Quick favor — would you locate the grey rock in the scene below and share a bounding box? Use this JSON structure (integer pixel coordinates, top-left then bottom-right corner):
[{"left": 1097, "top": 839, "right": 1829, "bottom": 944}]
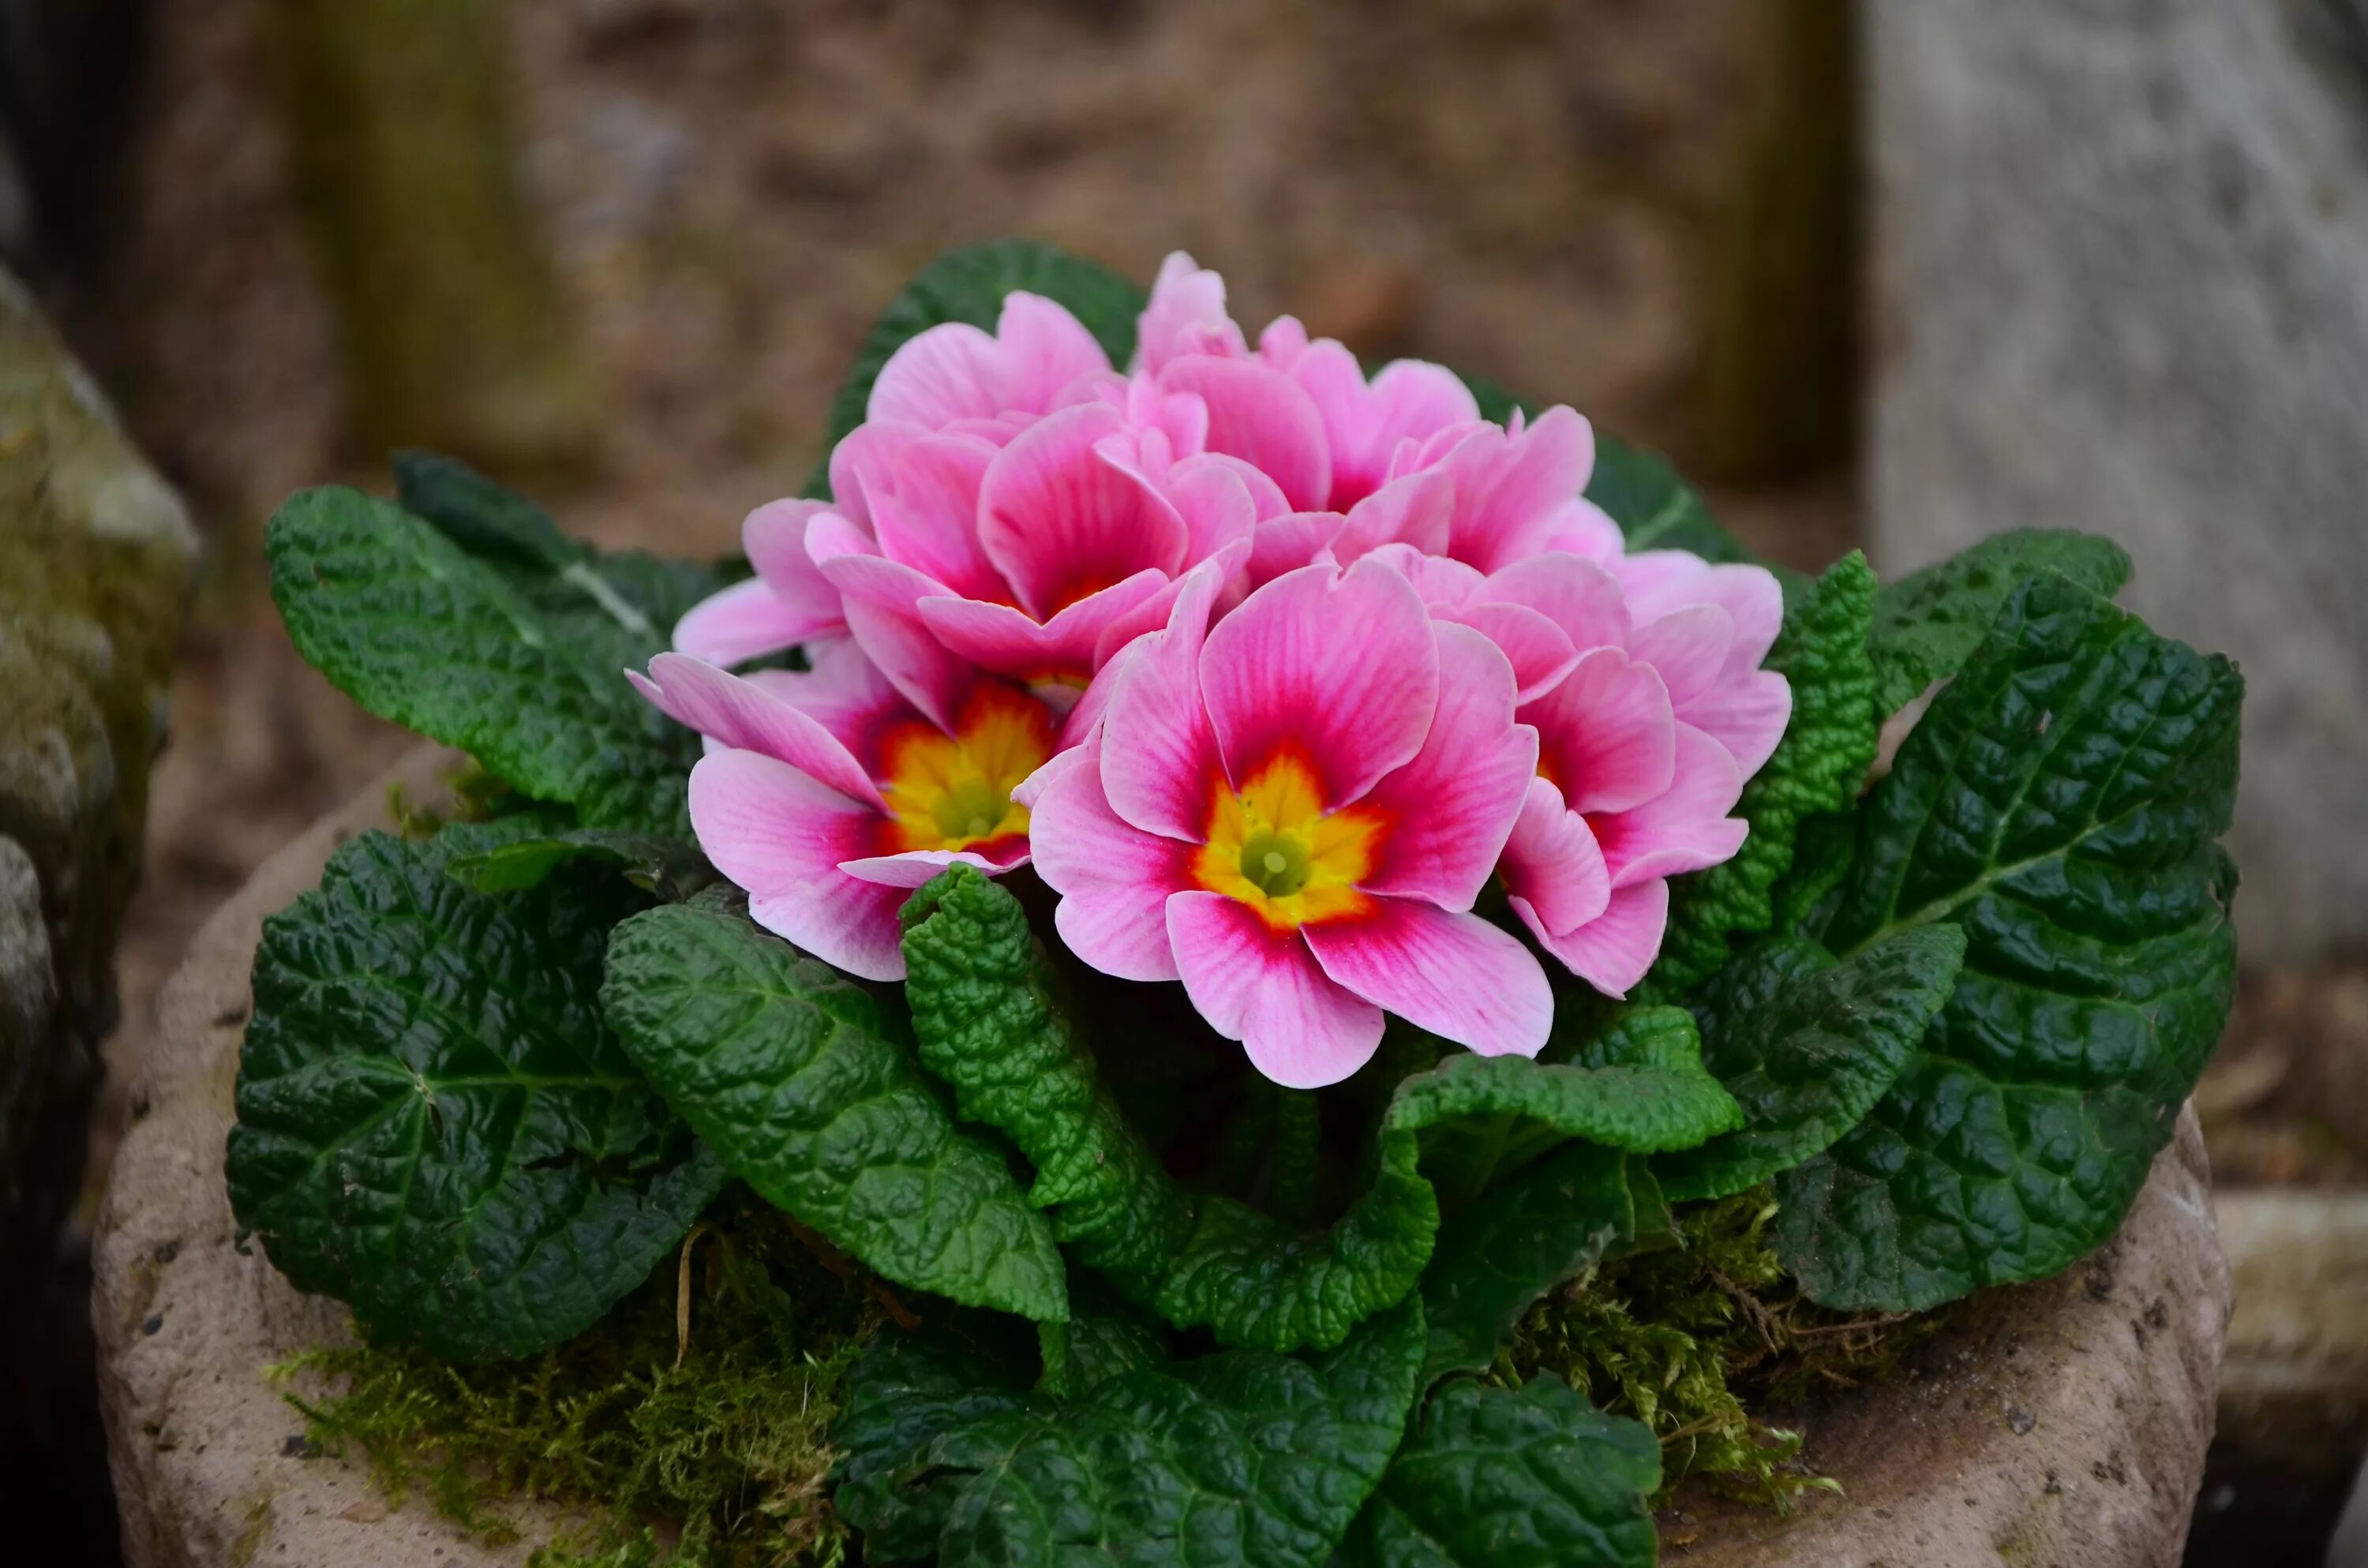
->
[
  {"left": 92, "top": 748, "right": 2230, "bottom": 1567},
  {"left": 1864, "top": 0, "right": 2368, "bottom": 961}
]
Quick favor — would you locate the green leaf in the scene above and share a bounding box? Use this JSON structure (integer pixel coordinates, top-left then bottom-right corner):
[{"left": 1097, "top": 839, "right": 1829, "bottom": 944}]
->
[
  {"left": 225, "top": 825, "right": 724, "bottom": 1362},
  {"left": 601, "top": 898, "right": 1069, "bottom": 1323},
  {"left": 1653, "top": 927, "right": 1966, "bottom": 1202},
  {"left": 1416, "top": 1141, "right": 1633, "bottom": 1388},
  {"left": 1868, "top": 529, "right": 2134, "bottom": 713},
  {"left": 833, "top": 1312, "right": 1040, "bottom": 1561},
  {"left": 1552, "top": 1004, "right": 1704, "bottom": 1072},
  {"left": 843, "top": 1298, "right": 1428, "bottom": 1568},
  {"left": 445, "top": 828, "right": 714, "bottom": 900},
  {"left": 809, "top": 240, "right": 1147, "bottom": 497},
  {"left": 268, "top": 485, "right": 715, "bottom": 832},
  {"left": 1338, "top": 1377, "right": 1659, "bottom": 1568},
  {"left": 393, "top": 450, "right": 580, "bottom": 573},
  {"left": 1643, "top": 552, "right": 1881, "bottom": 1001},
  {"left": 1777, "top": 575, "right": 2242, "bottom": 1310},
  {"left": 1586, "top": 432, "right": 1812, "bottom": 606}
]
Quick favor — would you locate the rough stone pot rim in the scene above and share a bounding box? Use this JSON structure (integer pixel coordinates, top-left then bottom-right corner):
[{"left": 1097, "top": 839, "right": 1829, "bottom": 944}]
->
[{"left": 92, "top": 746, "right": 2233, "bottom": 1568}]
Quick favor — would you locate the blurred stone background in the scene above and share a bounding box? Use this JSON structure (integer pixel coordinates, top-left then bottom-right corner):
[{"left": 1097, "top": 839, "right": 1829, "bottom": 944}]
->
[{"left": 2, "top": 1, "right": 2363, "bottom": 1564}]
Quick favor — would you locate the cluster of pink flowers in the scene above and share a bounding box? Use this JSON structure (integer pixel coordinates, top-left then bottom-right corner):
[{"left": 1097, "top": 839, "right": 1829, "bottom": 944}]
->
[{"left": 640, "top": 255, "right": 1790, "bottom": 1088}]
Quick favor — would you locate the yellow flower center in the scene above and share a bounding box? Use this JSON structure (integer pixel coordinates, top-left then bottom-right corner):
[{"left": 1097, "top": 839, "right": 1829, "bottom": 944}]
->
[
  {"left": 879, "top": 685, "right": 1052, "bottom": 854},
  {"left": 1193, "top": 750, "right": 1383, "bottom": 932}
]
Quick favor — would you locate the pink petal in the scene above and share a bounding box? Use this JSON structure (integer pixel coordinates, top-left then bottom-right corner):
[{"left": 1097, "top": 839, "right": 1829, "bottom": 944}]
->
[
  {"left": 1680, "top": 667, "right": 1793, "bottom": 781},
  {"left": 1101, "top": 561, "right": 1229, "bottom": 840},
  {"left": 1524, "top": 879, "right": 1670, "bottom": 999},
  {"left": 1624, "top": 558, "right": 1785, "bottom": 675},
  {"left": 916, "top": 570, "right": 1167, "bottom": 687},
  {"left": 865, "top": 433, "right": 1008, "bottom": 602},
  {"left": 1199, "top": 559, "right": 1439, "bottom": 810},
  {"left": 1197, "top": 452, "right": 1292, "bottom": 521},
  {"left": 738, "top": 636, "right": 915, "bottom": 778},
  {"left": 1165, "top": 892, "right": 1384, "bottom": 1088},
  {"left": 1522, "top": 646, "right": 1677, "bottom": 817},
  {"left": 1160, "top": 454, "right": 1261, "bottom": 566},
  {"left": 1136, "top": 252, "right": 1248, "bottom": 373},
  {"left": 1443, "top": 405, "right": 1597, "bottom": 573},
  {"left": 1482, "top": 552, "right": 1632, "bottom": 655},
  {"left": 1247, "top": 512, "right": 1344, "bottom": 589},
  {"left": 869, "top": 322, "right": 1010, "bottom": 429},
  {"left": 1354, "top": 622, "right": 1536, "bottom": 911},
  {"left": 837, "top": 847, "right": 1020, "bottom": 889},
  {"left": 1089, "top": 542, "right": 1248, "bottom": 669},
  {"left": 807, "top": 526, "right": 979, "bottom": 734},
  {"left": 1330, "top": 466, "right": 1456, "bottom": 561},
  {"left": 1593, "top": 724, "right": 1748, "bottom": 887},
  {"left": 688, "top": 750, "right": 906, "bottom": 981},
  {"left": 672, "top": 578, "right": 824, "bottom": 668},
  {"left": 1500, "top": 777, "right": 1611, "bottom": 937},
  {"left": 631, "top": 653, "right": 887, "bottom": 810},
  {"left": 1363, "top": 541, "right": 1486, "bottom": 610},
  {"left": 996, "top": 290, "right": 1115, "bottom": 410},
  {"left": 740, "top": 499, "right": 849, "bottom": 636},
  {"left": 1156, "top": 355, "right": 1333, "bottom": 513},
  {"left": 977, "top": 402, "right": 1190, "bottom": 620},
  {"left": 1303, "top": 898, "right": 1551, "bottom": 1060},
  {"left": 1437, "top": 602, "right": 1580, "bottom": 705},
  {"left": 1032, "top": 750, "right": 1197, "bottom": 982},
  {"left": 1628, "top": 604, "right": 1736, "bottom": 705}
]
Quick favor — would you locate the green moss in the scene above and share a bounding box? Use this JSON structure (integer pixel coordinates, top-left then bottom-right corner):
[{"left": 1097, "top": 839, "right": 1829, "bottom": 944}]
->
[
  {"left": 272, "top": 1192, "right": 886, "bottom": 1567},
  {"left": 1494, "top": 1187, "right": 1928, "bottom": 1509}
]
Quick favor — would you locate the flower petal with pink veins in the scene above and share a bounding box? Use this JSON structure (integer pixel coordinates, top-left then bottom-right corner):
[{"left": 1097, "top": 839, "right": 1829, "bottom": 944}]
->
[
  {"left": 1330, "top": 466, "right": 1456, "bottom": 561},
  {"left": 671, "top": 578, "right": 824, "bottom": 668},
  {"left": 1437, "top": 602, "right": 1579, "bottom": 705},
  {"left": 1500, "top": 777, "right": 1611, "bottom": 936},
  {"left": 1354, "top": 623, "right": 1536, "bottom": 909},
  {"left": 737, "top": 496, "right": 848, "bottom": 633},
  {"left": 868, "top": 323, "right": 1010, "bottom": 429},
  {"left": 838, "top": 845, "right": 1024, "bottom": 889},
  {"left": 995, "top": 291, "right": 1115, "bottom": 410},
  {"left": 739, "top": 637, "right": 916, "bottom": 779},
  {"left": 864, "top": 433, "right": 1008, "bottom": 602},
  {"left": 1441, "top": 405, "right": 1598, "bottom": 572},
  {"left": 1089, "top": 541, "right": 1249, "bottom": 668},
  {"left": 1482, "top": 552, "right": 1632, "bottom": 656},
  {"left": 1100, "top": 562, "right": 1229, "bottom": 840},
  {"left": 1159, "top": 454, "right": 1261, "bottom": 565},
  {"left": 1136, "top": 252, "right": 1249, "bottom": 373},
  {"left": 1523, "top": 879, "right": 1670, "bottom": 999},
  {"left": 1246, "top": 513, "right": 1343, "bottom": 590},
  {"left": 630, "top": 653, "right": 886, "bottom": 810},
  {"left": 1291, "top": 345, "right": 1482, "bottom": 511},
  {"left": 917, "top": 570, "right": 1167, "bottom": 687},
  {"left": 1623, "top": 557, "right": 1785, "bottom": 675},
  {"left": 1303, "top": 899, "right": 1552, "bottom": 1060},
  {"left": 806, "top": 519, "right": 981, "bottom": 732},
  {"left": 688, "top": 750, "right": 907, "bottom": 980},
  {"left": 1156, "top": 355, "right": 1333, "bottom": 513},
  {"left": 1032, "top": 751, "right": 1197, "bottom": 982},
  {"left": 1680, "top": 667, "right": 1793, "bottom": 781},
  {"left": 1363, "top": 542, "right": 1486, "bottom": 610},
  {"left": 826, "top": 420, "right": 926, "bottom": 529},
  {"left": 1628, "top": 604, "right": 1736, "bottom": 705},
  {"left": 1199, "top": 559, "right": 1439, "bottom": 810},
  {"left": 977, "top": 402, "right": 1190, "bottom": 619},
  {"left": 1523, "top": 646, "right": 1676, "bottom": 817},
  {"left": 1165, "top": 892, "right": 1384, "bottom": 1088},
  {"left": 1592, "top": 724, "right": 1748, "bottom": 887}
]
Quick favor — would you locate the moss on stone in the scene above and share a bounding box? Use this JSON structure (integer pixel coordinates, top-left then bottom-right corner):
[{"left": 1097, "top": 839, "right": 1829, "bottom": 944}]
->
[
  {"left": 1494, "top": 1187, "right": 1931, "bottom": 1508},
  {"left": 274, "top": 1192, "right": 885, "bottom": 1567}
]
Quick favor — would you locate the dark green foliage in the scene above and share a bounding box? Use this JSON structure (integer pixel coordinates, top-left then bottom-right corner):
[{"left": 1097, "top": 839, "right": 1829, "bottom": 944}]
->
[
  {"left": 1338, "top": 1377, "right": 1659, "bottom": 1568},
  {"left": 227, "top": 825, "right": 724, "bottom": 1361},
  {"left": 1867, "top": 529, "right": 2133, "bottom": 713},
  {"left": 807, "top": 240, "right": 1147, "bottom": 497},
  {"left": 837, "top": 1299, "right": 1427, "bottom": 1568},
  {"left": 1655, "top": 927, "right": 1965, "bottom": 1202},
  {"left": 601, "top": 897, "right": 1069, "bottom": 1322},
  {"left": 1779, "top": 576, "right": 2242, "bottom": 1309},
  {"left": 268, "top": 484, "right": 721, "bottom": 832},
  {"left": 443, "top": 827, "right": 714, "bottom": 900}
]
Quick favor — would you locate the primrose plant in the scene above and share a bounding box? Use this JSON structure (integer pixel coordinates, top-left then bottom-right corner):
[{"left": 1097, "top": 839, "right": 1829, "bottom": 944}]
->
[{"left": 227, "top": 241, "right": 2243, "bottom": 1568}]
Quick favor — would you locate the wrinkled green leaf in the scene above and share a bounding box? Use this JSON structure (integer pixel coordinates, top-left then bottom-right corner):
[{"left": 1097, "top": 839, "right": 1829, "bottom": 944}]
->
[
  {"left": 841, "top": 1298, "right": 1426, "bottom": 1568},
  {"left": 1778, "top": 576, "right": 2241, "bottom": 1310},
  {"left": 1339, "top": 1377, "right": 1659, "bottom": 1568},
  {"left": 601, "top": 898, "right": 1069, "bottom": 1323},
  {"left": 445, "top": 828, "right": 714, "bottom": 900},
  {"left": 834, "top": 1312, "right": 1041, "bottom": 1561},
  {"left": 269, "top": 486, "right": 718, "bottom": 832},
  {"left": 1644, "top": 552, "right": 1881, "bottom": 1001},
  {"left": 1416, "top": 1142, "right": 1633, "bottom": 1388},
  {"left": 809, "top": 240, "right": 1146, "bottom": 497},
  {"left": 1549, "top": 1005, "right": 1703, "bottom": 1072},
  {"left": 393, "top": 450, "right": 579, "bottom": 573},
  {"left": 1654, "top": 927, "right": 1966, "bottom": 1202},
  {"left": 226, "top": 825, "right": 724, "bottom": 1362},
  {"left": 1868, "top": 529, "right": 2133, "bottom": 713}
]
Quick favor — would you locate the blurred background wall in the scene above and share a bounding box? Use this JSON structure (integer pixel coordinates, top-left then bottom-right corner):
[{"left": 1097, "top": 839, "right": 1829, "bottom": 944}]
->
[{"left": 2, "top": 1, "right": 2363, "bottom": 1564}]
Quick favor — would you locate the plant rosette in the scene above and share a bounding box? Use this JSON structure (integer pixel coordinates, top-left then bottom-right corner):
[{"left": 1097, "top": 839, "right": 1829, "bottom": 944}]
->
[{"left": 215, "top": 241, "right": 2242, "bottom": 1568}]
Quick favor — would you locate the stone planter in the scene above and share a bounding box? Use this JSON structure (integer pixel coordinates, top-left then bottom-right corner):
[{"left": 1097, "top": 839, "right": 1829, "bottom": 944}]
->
[{"left": 92, "top": 747, "right": 2234, "bottom": 1568}]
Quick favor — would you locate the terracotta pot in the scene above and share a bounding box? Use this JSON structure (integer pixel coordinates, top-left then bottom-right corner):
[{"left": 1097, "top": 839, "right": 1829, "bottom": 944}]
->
[{"left": 91, "top": 747, "right": 2232, "bottom": 1568}]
